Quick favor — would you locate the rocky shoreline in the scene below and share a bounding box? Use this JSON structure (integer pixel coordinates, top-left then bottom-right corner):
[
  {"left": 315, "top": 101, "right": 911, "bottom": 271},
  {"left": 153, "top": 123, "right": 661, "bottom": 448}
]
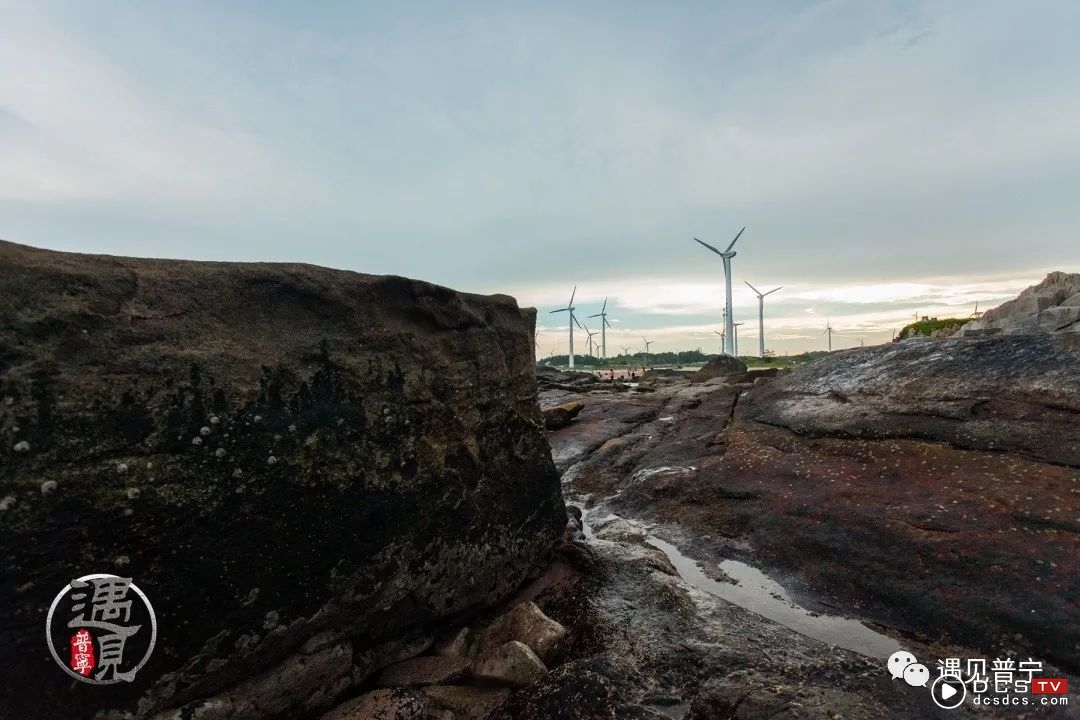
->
[
  {"left": 3, "top": 241, "right": 1077, "bottom": 719},
  {"left": 540, "top": 339, "right": 1078, "bottom": 717}
]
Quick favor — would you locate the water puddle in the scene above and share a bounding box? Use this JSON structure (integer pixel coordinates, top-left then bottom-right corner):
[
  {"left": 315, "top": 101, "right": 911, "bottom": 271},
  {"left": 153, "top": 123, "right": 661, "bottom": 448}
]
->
[
  {"left": 575, "top": 504, "right": 901, "bottom": 661},
  {"left": 645, "top": 535, "right": 902, "bottom": 660}
]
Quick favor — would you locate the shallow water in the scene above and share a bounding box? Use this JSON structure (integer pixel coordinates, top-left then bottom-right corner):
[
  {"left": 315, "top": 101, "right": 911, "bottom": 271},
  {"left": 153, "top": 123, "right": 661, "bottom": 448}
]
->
[
  {"left": 576, "top": 504, "right": 901, "bottom": 660},
  {"left": 644, "top": 535, "right": 902, "bottom": 660}
]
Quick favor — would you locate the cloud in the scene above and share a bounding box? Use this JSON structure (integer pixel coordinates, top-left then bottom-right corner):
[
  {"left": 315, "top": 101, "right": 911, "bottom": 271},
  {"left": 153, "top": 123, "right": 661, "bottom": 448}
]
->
[
  {"left": 2, "top": 2, "right": 1078, "bottom": 354},
  {"left": 0, "top": 6, "right": 328, "bottom": 215}
]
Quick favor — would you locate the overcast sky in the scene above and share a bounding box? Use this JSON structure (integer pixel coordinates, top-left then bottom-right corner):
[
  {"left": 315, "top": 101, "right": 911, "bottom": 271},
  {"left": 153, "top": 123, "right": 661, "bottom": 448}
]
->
[{"left": 2, "top": 1, "right": 1078, "bottom": 354}]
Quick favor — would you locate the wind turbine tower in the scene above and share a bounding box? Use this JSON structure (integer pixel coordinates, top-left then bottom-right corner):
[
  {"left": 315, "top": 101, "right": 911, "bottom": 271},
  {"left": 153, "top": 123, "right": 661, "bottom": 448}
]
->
[
  {"left": 694, "top": 226, "right": 745, "bottom": 356},
  {"left": 825, "top": 319, "right": 835, "bottom": 352},
  {"left": 584, "top": 326, "right": 599, "bottom": 357},
  {"left": 744, "top": 282, "right": 782, "bottom": 358},
  {"left": 588, "top": 297, "right": 612, "bottom": 360},
  {"left": 714, "top": 329, "right": 725, "bottom": 355},
  {"left": 549, "top": 286, "right": 583, "bottom": 369},
  {"left": 733, "top": 322, "right": 745, "bottom": 357}
]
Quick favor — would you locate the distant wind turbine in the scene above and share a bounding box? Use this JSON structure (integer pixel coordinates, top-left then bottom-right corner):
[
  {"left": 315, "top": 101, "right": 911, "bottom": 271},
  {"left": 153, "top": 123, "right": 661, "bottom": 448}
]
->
[
  {"left": 744, "top": 282, "right": 782, "bottom": 359},
  {"left": 621, "top": 345, "right": 632, "bottom": 356},
  {"left": 714, "top": 329, "right": 725, "bottom": 355},
  {"left": 587, "top": 297, "right": 612, "bottom": 360},
  {"left": 694, "top": 226, "right": 745, "bottom": 356},
  {"left": 642, "top": 336, "right": 653, "bottom": 367},
  {"left": 971, "top": 301, "right": 983, "bottom": 318},
  {"left": 824, "top": 319, "right": 835, "bottom": 352},
  {"left": 584, "top": 326, "right": 599, "bottom": 357},
  {"left": 549, "top": 286, "right": 583, "bottom": 369}
]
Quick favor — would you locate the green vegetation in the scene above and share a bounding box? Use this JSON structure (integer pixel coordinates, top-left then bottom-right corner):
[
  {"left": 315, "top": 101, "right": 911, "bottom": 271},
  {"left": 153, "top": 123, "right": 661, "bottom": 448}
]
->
[
  {"left": 896, "top": 317, "right": 971, "bottom": 339},
  {"left": 540, "top": 349, "right": 711, "bottom": 368},
  {"left": 538, "top": 348, "right": 825, "bottom": 370}
]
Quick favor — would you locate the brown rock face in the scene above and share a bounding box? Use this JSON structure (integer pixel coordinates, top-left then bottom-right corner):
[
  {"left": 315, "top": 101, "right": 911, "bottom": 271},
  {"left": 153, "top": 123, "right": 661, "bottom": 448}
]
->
[
  {"left": 0, "top": 240, "right": 565, "bottom": 718},
  {"left": 739, "top": 335, "right": 1080, "bottom": 466},
  {"left": 693, "top": 354, "right": 747, "bottom": 381},
  {"left": 543, "top": 401, "right": 585, "bottom": 430},
  {"left": 556, "top": 336, "right": 1079, "bottom": 676}
]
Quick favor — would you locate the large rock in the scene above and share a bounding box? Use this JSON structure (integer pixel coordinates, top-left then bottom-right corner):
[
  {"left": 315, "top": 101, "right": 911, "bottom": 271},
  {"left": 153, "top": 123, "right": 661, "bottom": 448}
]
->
[
  {"left": 477, "top": 600, "right": 568, "bottom": 663},
  {"left": 693, "top": 355, "right": 747, "bottom": 381},
  {"left": 0, "top": 241, "right": 565, "bottom": 719},
  {"left": 471, "top": 640, "right": 548, "bottom": 687},
  {"left": 543, "top": 401, "right": 585, "bottom": 430},
  {"left": 958, "top": 271, "right": 1080, "bottom": 336},
  {"left": 740, "top": 335, "right": 1080, "bottom": 466}
]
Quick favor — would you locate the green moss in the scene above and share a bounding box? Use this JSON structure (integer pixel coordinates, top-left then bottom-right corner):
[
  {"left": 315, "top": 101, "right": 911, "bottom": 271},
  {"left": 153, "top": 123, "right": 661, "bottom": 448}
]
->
[{"left": 897, "top": 317, "right": 972, "bottom": 339}]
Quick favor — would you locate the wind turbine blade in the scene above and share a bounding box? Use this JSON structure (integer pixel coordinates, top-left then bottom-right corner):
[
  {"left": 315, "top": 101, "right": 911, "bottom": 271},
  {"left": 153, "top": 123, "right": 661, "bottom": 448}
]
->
[
  {"left": 549, "top": 308, "right": 568, "bottom": 314},
  {"left": 725, "top": 226, "right": 746, "bottom": 253},
  {"left": 604, "top": 318, "right": 612, "bottom": 328},
  {"left": 573, "top": 314, "right": 583, "bottom": 329},
  {"left": 764, "top": 286, "right": 783, "bottom": 296},
  {"left": 601, "top": 297, "right": 607, "bottom": 313},
  {"left": 569, "top": 286, "right": 577, "bottom": 307},
  {"left": 744, "top": 281, "right": 761, "bottom": 296},
  {"left": 693, "top": 237, "right": 724, "bottom": 256},
  {"left": 587, "top": 313, "right": 601, "bottom": 318}
]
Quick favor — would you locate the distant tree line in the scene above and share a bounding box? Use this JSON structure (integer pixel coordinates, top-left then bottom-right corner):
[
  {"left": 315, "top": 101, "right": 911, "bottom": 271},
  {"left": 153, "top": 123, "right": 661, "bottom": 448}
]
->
[
  {"left": 537, "top": 348, "right": 828, "bottom": 369},
  {"left": 538, "top": 348, "right": 711, "bottom": 367}
]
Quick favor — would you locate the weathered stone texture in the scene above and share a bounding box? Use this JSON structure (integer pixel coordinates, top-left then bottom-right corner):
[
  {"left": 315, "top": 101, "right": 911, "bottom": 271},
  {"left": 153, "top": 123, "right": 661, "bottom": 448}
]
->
[{"left": 0, "top": 240, "right": 564, "bottom": 718}]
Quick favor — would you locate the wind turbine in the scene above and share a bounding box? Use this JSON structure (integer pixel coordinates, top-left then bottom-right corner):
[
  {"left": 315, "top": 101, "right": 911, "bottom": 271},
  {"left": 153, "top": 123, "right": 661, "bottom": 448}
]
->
[
  {"left": 824, "top": 319, "right": 834, "bottom": 352},
  {"left": 549, "top": 286, "right": 583, "bottom": 369},
  {"left": 694, "top": 226, "right": 745, "bottom": 356},
  {"left": 584, "top": 326, "right": 599, "bottom": 357},
  {"left": 971, "top": 301, "right": 983, "bottom": 319},
  {"left": 714, "top": 329, "right": 725, "bottom": 355},
  {"left": 642, "top": 336, "right": 653, "bottom": 367},
  {"left": 733, "top": 322, "right": 745, "bottom": 357},
  {"left": 744, "top": 282, "right": 782, "bottom": 359},
  {"left": 588, "top": 297, "right": 612, "bottom": 360}
]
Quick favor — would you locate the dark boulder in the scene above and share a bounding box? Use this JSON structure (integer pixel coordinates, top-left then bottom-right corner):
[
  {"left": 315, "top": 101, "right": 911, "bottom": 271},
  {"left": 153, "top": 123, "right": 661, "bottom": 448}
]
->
[
  {"left": 543, "top": 401, "right": 585, "bottom": 430},
  {"left": 693, "top": 355, "right": 747, "bottom": 381},
  {"left": 0, "top": 240, "right": 565, "bottom": 719}
]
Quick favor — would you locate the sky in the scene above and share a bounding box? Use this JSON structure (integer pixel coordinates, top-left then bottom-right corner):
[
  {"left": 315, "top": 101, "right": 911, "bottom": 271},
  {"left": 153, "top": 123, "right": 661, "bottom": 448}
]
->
[{"left": 2, "top": 1, "right": 1078, "bottom": 354}]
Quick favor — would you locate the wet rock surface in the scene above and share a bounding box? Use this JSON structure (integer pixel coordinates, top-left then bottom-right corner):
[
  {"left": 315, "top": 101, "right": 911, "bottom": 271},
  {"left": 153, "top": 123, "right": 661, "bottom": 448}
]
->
[
  {"left": 547, "top": 338, "right": 1078, "bottom": 715},
  {"left": 498, "top": 523, "right": 939, "bottom": 720},
  {"left": 0, "top": 241, "right": 565, "bottom": 719}
]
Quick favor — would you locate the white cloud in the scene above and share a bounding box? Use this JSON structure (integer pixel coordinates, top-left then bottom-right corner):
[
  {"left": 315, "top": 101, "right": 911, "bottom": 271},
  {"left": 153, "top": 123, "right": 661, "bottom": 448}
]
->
[{"left": 0, "top": 7, "right": 325, "bottom": 213}]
